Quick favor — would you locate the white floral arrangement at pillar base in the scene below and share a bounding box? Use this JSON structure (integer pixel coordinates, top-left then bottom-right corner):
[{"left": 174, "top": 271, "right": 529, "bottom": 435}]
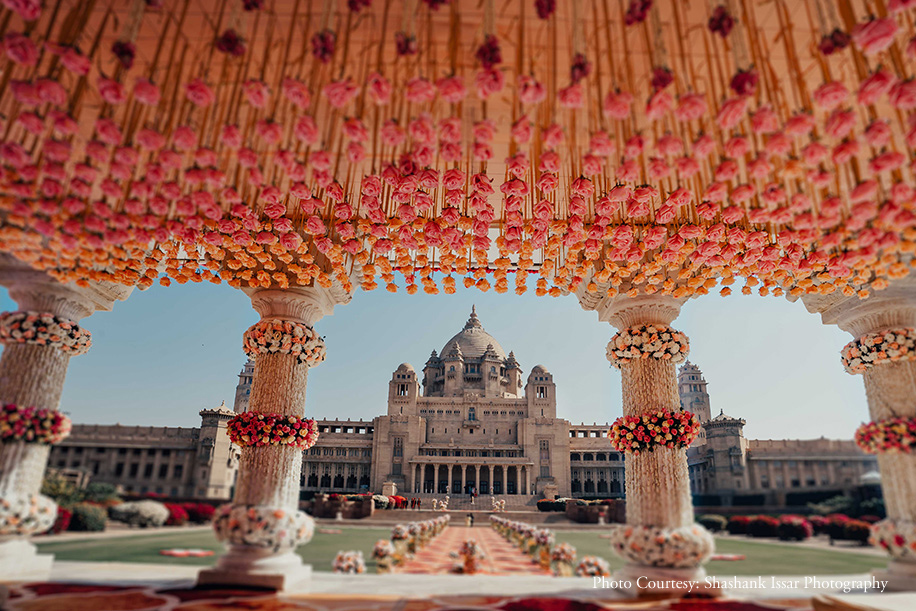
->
[
  {"left": 871, "top": 519, "right": 916, "bottom": 561},
  {"left": 0, "top": 311, "right": 91, "bottom": 355},
  {"left": 212, "top": 504, "right": 314, "bottom": 554},
  {"left": 609, "top": 523, "right": 715, "bottom": 569},
  {"left": 0, "top": 493, "right": 57, "bottom": 537},
  {"left": 606, "top": 324, "right": 689, "bottom": 368}
]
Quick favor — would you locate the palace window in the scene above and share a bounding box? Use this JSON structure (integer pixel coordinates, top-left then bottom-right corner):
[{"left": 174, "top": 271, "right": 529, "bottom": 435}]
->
[
  {"left": 539, "top": 440, "right": 550, "bottom": 460},
  {"left": 392, "top": 464, "right": 402, "bottom": 475},
  {"left": 536, "top": 386, "right": 547, "bottom": 398},
  {"left": 129, "top": 464, "right": 139, "bottom": 477},
  {"left": 173, "top": 464, "right": 183, "bottom": 478},
  {"left": 540, "top": 466, "right": 550, "bottom": 477},
  {"left": 468, "top": 407, "right": 476, "bottom": 421},
  {"left": 158, "top": 465, "right": 168, "bottom": 479},
  {"left": 397, "top": 384, "right": 408, "bottom": 396},
  {"left": 393, "top": 437, "right": 403, "bottom": 457}
]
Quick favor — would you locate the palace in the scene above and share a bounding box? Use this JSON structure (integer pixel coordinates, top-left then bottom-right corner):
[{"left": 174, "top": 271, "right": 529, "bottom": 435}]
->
[{"left": 48, "top": 310, "right": 877, "bottom": 508}]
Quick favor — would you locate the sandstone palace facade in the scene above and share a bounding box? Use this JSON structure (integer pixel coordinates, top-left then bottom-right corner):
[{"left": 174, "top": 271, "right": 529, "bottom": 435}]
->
[{"left": 48, "top": 310, "right": 877, "bottom": 508}]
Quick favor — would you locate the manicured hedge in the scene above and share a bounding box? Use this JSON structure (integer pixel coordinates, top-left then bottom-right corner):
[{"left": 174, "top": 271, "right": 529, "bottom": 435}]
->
[
  {"left": 748, "top": 515, "right": 780, "bottom": 538},
  {"left": 697, "top": 514, "right": 728, "bottom": 532},
  {"left": 777, "top": 515, "right": 813, "bottom": 541},
  {"left": 844, "top": 520, "right": 872, "bottom": 543},
  {"left": 70, "top": 503, "right": 106, "bottom": 532},
  {"left": 164, "top": 503, "right": 189, "bottom": 526},
  {"left": 726, "top": 515, "right": 751, "bottom": 535}
]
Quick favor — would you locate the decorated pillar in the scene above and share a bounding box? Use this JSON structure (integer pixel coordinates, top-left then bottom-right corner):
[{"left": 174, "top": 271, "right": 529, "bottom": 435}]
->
[
  {"left": 803, "top": 280, "right": 916, "bottom": 591},
  {"left": 0, "top": 260, "right": 130, "bottom": 580},
  {"left": 596, "top": 294, "right": 714, "bottom": 592},
  {"left": 198, "top": 285, "right": 349, "bottom": 591}
]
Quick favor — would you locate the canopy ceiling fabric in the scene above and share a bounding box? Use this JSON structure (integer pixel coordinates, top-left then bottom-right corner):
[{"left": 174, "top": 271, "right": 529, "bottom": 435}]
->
[{"left": 0, "top": 0, "right": 914, "bottom": 300}]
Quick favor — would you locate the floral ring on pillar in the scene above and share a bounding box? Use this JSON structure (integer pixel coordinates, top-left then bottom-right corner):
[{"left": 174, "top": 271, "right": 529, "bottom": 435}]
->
[
  {"left": 609, "top": 524, "right": 715, "bottom": 568},
  {"left": 854, "top": 417, "right": 916, "bottom": 454},
  {"left": 227, "top": 411, "right": 319, "bottom": 450},
  {"left": 841, "top": 328, "right": 916, "bottom": 374},
  {"left": 0, "top": 311, "right": 91, "bottom": 355},
  {"left": 608, "top": 409, "right": 700, "bottom": 454},
  {"left": 212, "top": 504, "right": 315, "bottom": 553},
  {"left": 1, "top": 403, "right": 72, "bottom": 444},
  {"left": 242, "top": 319, "right": 326, "bottom": 367},
  {"left": 0, "top": 494, "right": 57, "bottom": 537},
  {"left": 606, "top": 324, "right": 689, "bottom": 368},
  {"left": 871, "top": 519, "right": 916, "bottom": 561}
]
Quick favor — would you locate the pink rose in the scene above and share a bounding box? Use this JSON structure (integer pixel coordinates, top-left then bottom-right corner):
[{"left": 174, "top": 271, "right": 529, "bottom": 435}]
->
[
  {"left": 405, "top": 77, "right": 436, "bottom": 103},
  {"left": 380, "top": 119, "right": 405, "bottom": 147},
  {"left": 543, "top": 123, "right": 564, "bottom": 148},
  {"left": 16, "top": 112, "right": 43, "bottom": 135},
  {"left": 438, "top": 117, "right": 462, "bottom": 143},
  {"left": 60, "top": 47, "right": 90, "bottom": 75},
  {"left": 646, "top": 90, "right": 673, "bottom": 121},
  {"left": 851, "top": 17, "right": 898, "bottom": 55},
  {"left": 784, "top": 113, "right": 815, "bottom": 137},
  {"left": 221, "top": 124, "right": 243, "bottom": 148},
  {"left": 675, "top": 156, "right": 700, "bottom": 178},
  {"left": 133, "top": 78, "right": 161, "bottom": 106},
  {"left": 674, "top": 92, "right": 706, "bottom": 122},
  {"left": 603, "top": 90, "right": 633, "bottom": 120},
  {"left": 889, "top": 79, "right": 916, "bottom": 109},
  {"left": 858, "top": 68, "right": 896, "bottom": 106},
  {"left": 2, "top": 0, "right": 41, "bottom": 21},
  {"left": 511, "top": 116, "right": 532, "bottom": 144},
  {"left": 322, "top": 79, "right": 358, "bottom": 108},
  {"left": 557, "top": 83, "right": 584, "bottom": 108},
  {"left": 518, "top": 75, "right": 546, "bottom": 105},
  {"left": 864, "top": 121, "right": 891, "bottom": 148},
  {"left": 813, "top": 81, "right": 849, "bottom": 111},
  {"left": 436, "top": 75, "right": 467, "bottom": 103},
  {"left": 367, "top": 72, "right": 391, "bottom": 105},
  {"left": 186, "top": 78, "right": 215, "bottom": 107},
  {"left": 97, "top": 78, "right": 127, "bottom": 105},
  {"left": 293, "top": 116, "right": 319, "bottom": 145},
  {"left": 95, "top": 118, "right": 122, "bottom": 145},
  {"left": 824, "top": 109, "right": 857, "bottom": 140},
  {"left": 282, "top": 78, "right": 310, "bottom": 109},
  {"left": 243, "top": 79, "right": 270, "bottom": 108},
  {"left": 10, "top": 80, "right": 39, "bottom": 106},
  {"left": 475, "top": 67, "right": 504, "bottom": 99},
  {"left": 4, "top": 33, "right": 38, "bottom": 65},
  {"left": 715, "top": 96, "right": 748, "bottom": 130}
]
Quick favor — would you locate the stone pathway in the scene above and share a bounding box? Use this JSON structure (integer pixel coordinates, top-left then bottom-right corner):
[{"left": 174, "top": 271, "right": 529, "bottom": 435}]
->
[{"left": 398, "top": 526, "right": 550, "bottom": 575}]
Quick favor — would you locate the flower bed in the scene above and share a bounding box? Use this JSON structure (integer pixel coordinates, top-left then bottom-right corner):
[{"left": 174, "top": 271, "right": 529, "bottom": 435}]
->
[
  {"left": 748, "top": 515, "right": 780, "bottom": 538},
  {"left": 777, "top": 515, "right": 813, "bottom": 541},
  {"left": 606, "top": 324, "right": 689, "bottom": 368},
  {"left": 242, "top": 319, "right": 326, "bottom": 366},
  {"left": 608, "top": 409, "right": 699, "bottom": 454},
  {"left": 0, "top": 311, "right": 91, "bottom": 355},
  {"left": 227, "top": 411, "right": 319, "bottom": 450},
  {"left": 0, "top": 403, "right": 71, "bottom": 444},
  {"left": 842, "top": 328, "right": 916, "bottom": 374},
  {"left": 855, "top": 417, "right": 916, "bottom": 454}
]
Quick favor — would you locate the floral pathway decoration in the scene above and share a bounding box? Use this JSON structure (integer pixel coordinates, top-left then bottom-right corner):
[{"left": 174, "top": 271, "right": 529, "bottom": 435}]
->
[{"left": 0, "top": 1, "right": 914, "bottom": 303}]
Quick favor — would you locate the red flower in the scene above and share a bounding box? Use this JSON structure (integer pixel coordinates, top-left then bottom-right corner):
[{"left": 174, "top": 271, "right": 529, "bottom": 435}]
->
[
  {"left": 111, "top": 41, "right": 136, "bottom": 69},
  {"left": 651, "top": 67, "right": 673, "bottom": 90},
  {"left": 475, "top": 35, "right": 501, "bottom": 70},
  {"left": 570, "top": 53, "right": 591, "bottom": 84},
  {"left": 535, "top": 0, "right": 555, "bottom": 19},
  {"left": 312, "top": 29, "right": 336, "bottom": 63},
  {"left": 730, "top": 68, "right": 758, "bottom": 96},
  {"left": 707, "top": 6, "right": 735, "bottom": 38},
  {"left": 395, "top": 31, "right": 418, "bottom": 56},
  {"left": 216, "top": 29, "right": 246, "bottom": 56},
  {"left": 624, "top": 0, "right": 652, "bottom": 26}
]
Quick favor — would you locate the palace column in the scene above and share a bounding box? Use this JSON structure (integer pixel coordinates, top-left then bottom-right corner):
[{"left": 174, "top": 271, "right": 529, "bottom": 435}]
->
[
  {"left": 474, "top": 464, "right": 480, "bottom": 492},
  {"left": 585, "top": 292, "right": 714, "bottom": 593},
  {"left": 802, "top": 279, "right": 916, "bottom": 591},
  {"left": 524, "top": 466, "right": 530, "bottom": 495},
  {"left": 433, "top": 464, "right": 440, "bottom": 495},
  {"left": 487, "top": 464, "right": 493, "bottom": 494},
  {"left": 198, "top": 285, "right": 349, "bottom": 591},
  {"left": 502, "top": 466, "right": 507, "bottom": 495},
  {"left": 0, "top": 258, "right": 131, "bottom": 580},
  {"left": 461, "top": 464, "right": 467, "bottom": 493}
]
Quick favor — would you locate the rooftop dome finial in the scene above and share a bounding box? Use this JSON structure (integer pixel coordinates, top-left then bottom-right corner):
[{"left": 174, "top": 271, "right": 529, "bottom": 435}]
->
[{"left": 465, "top": 305, "right": 482, "bottom": 330}]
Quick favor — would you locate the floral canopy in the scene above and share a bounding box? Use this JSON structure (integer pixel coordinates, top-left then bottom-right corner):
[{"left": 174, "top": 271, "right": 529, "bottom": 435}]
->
[{"left": 0, "top": 0, "right": 914, "bottom": 301}]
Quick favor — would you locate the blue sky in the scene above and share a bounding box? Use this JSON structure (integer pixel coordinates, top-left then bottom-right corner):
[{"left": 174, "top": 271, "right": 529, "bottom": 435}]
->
[{"left": 0, "top": 283, "right": 867, "bottom": 440}]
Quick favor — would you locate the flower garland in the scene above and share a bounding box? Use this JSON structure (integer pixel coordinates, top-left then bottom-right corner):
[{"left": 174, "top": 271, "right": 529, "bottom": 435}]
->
[
  {"left": 0, "top": 403, "right": 71, "bottom": 444},
  {"left": 841, "top": 328, "right": 916, "bottom": 374},
  {"left": 609, "top": 524, "right": 715, "bottom": 568},
  {"left": 212, "top": 504, "right": 314, "bottom": 552},
  {"left": 226, "top": 412, "right": 319, "bottom": 450},
  {"left": 871, "top": 519, "right": 916, "bottom": 561},
  {"left": 608, "top": 409, "right": 700, "bottom": 454},
  {"left": 242, "top": 319, "right": 326, "bottom": 367},
  {"left": 854, "top": 417, "right": 916, "bottom": 454},
  {"left": 332, "top": 550, "right": 366, "bottom": 574},
  {"left": 606, "top": 324, "right": 689, "bottom": 368},
  {"left": 574, "top": 555, "right": 611, "bottom": 577},
  {"left": 0, "top": 311, "right": 91, "bottom": 356}
]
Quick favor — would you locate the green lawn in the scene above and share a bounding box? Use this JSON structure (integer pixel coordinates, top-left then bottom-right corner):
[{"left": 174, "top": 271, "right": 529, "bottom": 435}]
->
[
  {"left": 551, "top": 532, "right": 888, "bottom": 576},
  {"left": 36, "top": 527, "right": 888, "bottom": 575},
  {"left": 36, "top": 527, "right": 392, "bottom": 572}
]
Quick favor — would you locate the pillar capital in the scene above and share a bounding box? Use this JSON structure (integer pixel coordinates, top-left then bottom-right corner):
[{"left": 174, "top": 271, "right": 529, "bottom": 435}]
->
[
  {"left": 579, "top": 290, "right": 685, "bottom": 329},
  {"left": 244, "top": 285, "right": 351, "bottom": 326},
  {"left": 0, "top": 255, "right": 132, "bottom": 321},
  {"left": 801, "top": 277, "right": 916, "bottom": 338}
]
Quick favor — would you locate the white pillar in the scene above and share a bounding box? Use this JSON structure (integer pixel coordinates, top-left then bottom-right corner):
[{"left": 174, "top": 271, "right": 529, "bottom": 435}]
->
[
  {"left": 593, "top": 294, "right": 714, "bottom": 592},
  {"left": 502, "top": 466, "right": 507, "bottom": 495},
  {"left": 198, "top": 285, "right": 349, "bottom": 591},
  {"left": 461, "top": 464, "right": 467, "bottom": 493},
  {"left": 433, "top": 464, "right": 440, "bottom": 494},
  {"left": 0, "top": 260, "right": 130, "bottom": 581},
  {"left": 803, "top": 280, "right": 916, "bottom": 591},
  {"left": 487, "top": 464, "right": 493, "bottom": 494}
]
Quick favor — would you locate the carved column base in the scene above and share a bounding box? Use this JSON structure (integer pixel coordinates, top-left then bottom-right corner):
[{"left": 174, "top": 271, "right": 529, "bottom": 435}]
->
[
  {"left": 197, "top": 547, "right": 312, "bottom": 591},
  {"left": 0, "top": 539, "right": 54, "bottom": 583},
  {"left": 611, "top": 563, "right": 719, "bottom": 597}
]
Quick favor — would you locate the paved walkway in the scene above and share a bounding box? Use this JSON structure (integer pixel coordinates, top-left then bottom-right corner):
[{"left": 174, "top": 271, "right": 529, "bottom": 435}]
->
[{"left": 398, "top": 526, "right": 550, "bottom": 575}]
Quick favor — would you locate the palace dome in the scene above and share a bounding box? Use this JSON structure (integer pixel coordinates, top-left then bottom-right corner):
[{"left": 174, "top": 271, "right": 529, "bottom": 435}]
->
[{"left": 441, "top": 306, "right": 507, "bottom": 360}]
